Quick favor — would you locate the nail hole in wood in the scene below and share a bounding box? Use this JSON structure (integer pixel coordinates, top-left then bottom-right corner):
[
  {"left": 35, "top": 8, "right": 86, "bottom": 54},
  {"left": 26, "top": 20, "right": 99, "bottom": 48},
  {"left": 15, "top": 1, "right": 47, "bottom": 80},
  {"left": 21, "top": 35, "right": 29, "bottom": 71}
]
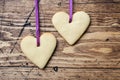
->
[
  {"left": 53, "top": 66, "right": 58, "bottom": 72},
  {"left": 58, "top": 2, "right": 61, "bottom": 6},
  {"left": 106, "top": 38, "right": 109, "bottom": 41},
  {"left": 26, "top": 63, "right": 28, "bottom": 65}
]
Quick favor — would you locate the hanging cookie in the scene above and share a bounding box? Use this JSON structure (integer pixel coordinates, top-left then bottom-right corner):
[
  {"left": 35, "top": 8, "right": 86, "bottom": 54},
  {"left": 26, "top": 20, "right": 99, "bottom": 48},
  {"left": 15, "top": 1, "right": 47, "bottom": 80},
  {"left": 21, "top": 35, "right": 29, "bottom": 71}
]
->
[
  {"left": 20, "top": 0, "right": 56, "bottom": 69},
  {"left": 52, "top": 0, "right": 90, "bottom": 45}
]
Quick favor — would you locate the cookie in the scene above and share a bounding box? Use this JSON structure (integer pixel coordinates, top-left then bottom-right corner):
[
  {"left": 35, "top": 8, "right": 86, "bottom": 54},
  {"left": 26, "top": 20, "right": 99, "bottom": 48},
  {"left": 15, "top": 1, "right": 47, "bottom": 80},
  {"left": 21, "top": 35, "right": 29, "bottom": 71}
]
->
[
  {"left": 20, "top": 33, "right": 56, "bottom": 69},
  {"left": 52, "top": 11, "right": 90, "bottom": 45}
]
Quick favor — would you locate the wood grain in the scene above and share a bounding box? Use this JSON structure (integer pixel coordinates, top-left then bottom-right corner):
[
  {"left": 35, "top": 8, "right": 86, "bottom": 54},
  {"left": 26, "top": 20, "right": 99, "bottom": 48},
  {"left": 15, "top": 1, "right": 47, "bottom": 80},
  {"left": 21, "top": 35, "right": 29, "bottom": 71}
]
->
[
  {"left": 0, "top": 67, "right": 120, "bottom": 80},
  {"left": 0, "top": 0, "right": 120, "bottom": 80}
]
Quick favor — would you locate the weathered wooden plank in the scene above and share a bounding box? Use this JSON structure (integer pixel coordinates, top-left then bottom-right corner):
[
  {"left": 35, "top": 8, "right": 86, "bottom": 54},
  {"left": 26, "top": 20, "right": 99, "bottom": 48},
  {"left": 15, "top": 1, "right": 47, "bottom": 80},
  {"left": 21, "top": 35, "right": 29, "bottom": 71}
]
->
[
  {"left": 0, "top": 51, "right": 120, "bottom": 68},
  {"left": 0, "top": 26, "right": 120, "bottom": 41},
  {"left": 3, "top": 1, "right": 120, "bottom": 13},
  {"left": 0, "top": 67, "right": 120, "bottom": 80},
  {"left": 1, "top": 13, "right": 120, "bottom": 27},
  {"left": 1, "top": 0, "right": 120, "bottom": 28}
]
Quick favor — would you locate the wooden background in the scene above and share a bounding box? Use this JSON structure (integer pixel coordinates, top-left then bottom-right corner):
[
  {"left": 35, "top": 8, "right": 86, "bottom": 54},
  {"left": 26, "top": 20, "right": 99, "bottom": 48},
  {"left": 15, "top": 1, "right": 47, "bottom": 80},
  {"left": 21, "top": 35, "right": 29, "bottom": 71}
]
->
[{"left": 0, "top": 0, "right": 120, "bottom": 80}]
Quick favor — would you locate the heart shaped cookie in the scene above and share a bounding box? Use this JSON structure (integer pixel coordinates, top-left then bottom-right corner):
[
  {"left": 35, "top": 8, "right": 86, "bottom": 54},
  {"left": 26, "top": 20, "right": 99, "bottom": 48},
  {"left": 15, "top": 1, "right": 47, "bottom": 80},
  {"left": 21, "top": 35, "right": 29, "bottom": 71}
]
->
[
  {"left": 20, "top": 33, "right": 56, "bottom": 69},
  {"left": 52, "top": 11, "right": 90, "bottom": 45}
]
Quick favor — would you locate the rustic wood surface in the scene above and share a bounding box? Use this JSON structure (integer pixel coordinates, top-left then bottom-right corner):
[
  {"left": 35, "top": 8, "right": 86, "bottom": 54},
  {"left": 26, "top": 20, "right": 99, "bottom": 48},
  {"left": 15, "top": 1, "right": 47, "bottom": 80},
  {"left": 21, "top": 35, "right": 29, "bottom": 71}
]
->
[{"left": 0, "top": 0, "right": 120, "bottom": 80}]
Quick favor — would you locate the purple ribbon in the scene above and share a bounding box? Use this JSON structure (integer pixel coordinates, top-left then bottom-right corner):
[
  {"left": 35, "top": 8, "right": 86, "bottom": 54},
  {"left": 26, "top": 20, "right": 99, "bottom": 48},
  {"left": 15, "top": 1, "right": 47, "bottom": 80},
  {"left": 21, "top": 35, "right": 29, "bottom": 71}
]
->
[
  {"left": 35, "top": 0, "right": 40, "bottom": 46},
  {"left": 69, "top": 0, "right": 73, "bottom": 23}
]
